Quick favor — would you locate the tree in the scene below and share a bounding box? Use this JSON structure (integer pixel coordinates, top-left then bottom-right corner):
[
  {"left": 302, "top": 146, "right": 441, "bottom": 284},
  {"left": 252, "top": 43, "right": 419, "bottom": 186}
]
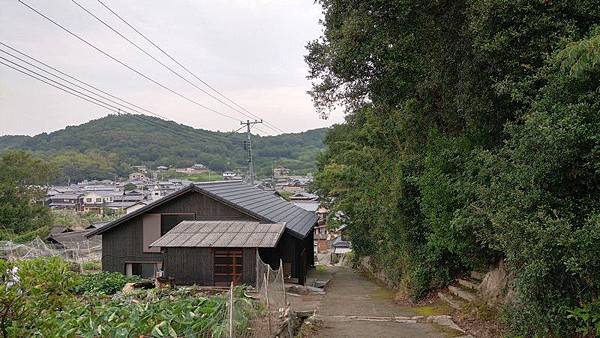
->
[
  {"left": 307, "top": 0, "right": 600, "bottom": 334},
  {"left": 0, "top": 150, "right": 56, "bottom": 238}
]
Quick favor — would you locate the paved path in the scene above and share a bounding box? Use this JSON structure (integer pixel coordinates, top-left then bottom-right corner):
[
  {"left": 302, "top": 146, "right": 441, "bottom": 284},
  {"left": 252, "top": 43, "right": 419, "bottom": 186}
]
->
[{"left": 314, "top": 267, "right": 454, "bottom": 338}]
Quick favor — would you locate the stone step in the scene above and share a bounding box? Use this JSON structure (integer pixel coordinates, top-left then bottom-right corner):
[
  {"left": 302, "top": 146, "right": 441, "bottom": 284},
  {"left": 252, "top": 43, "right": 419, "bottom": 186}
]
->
[
  {"left": 437, "top": 291, "right": 465, "bottom": 310},
  {"left": 457, "top": 278, "right": 479, "bottom": 291},
  {"left": 448, "top": 285, "right": 477, "bottom": 302},
  {"left": 470, "top": 271, "right": 485, "bottom": 281}
]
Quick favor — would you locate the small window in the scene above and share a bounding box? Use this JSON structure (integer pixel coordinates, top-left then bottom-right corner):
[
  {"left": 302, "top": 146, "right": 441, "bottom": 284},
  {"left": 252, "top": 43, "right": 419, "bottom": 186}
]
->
[
  {"left": 86, "top": 198, "right": 92, "bottom": 203},
  {"left": 125, "top": 262, "right": 162, "bottom": 278},
  {"left": 96, "top": 198, "right": 102, "bottom": 203}
]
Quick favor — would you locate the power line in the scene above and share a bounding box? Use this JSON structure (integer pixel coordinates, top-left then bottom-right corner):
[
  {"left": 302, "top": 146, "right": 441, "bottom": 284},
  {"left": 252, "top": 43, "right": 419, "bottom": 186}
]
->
[
  {"left": 95, "top": 0, "right": 286, "bottom": 134},
  {"left": 0, "top": 51, "right": 237, "bottom": 146},
  {"left": 71, "top": 0, "right": 278, "bottom": 135},
  {"left": 17, "top": 0, "right": 242, "bottom": 123},
  {"left": 0, "top": 43, "right": 237, "bottom": 145}
]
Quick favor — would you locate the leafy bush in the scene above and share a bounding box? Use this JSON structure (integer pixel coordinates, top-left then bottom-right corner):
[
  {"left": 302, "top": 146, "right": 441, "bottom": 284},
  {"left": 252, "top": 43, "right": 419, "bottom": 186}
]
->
[
  {"left": 568, "top": 301, "right": 600, "bottom": 336},
  {"left": 72, "top": 271, "right": 139, "bottom": 295},
  {"left": 0, "top": 257, "right": 76, "bottom": 337},
  {"left": 80, "top": 260, "right": 101, "bottom": 271},
  {"left": 1, "top": 257, "right": 258, "bottom": 337}
]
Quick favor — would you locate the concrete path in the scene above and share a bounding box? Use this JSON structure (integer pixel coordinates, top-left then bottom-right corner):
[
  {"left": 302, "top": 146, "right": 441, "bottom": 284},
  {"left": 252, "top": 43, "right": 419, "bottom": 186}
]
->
[{"left": 314, "top": 267, "right": 458, "bottom": 338}]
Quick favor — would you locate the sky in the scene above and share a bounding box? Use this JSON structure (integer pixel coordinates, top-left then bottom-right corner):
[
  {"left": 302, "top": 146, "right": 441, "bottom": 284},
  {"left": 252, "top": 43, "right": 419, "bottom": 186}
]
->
[{"left": 0, "top": 0, "right": 344, "bottom": 136}]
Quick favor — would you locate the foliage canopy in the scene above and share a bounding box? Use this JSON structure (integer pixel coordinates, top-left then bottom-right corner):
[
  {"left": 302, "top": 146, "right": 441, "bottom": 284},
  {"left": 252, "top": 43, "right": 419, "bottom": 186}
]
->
[{"left": 307, "top": 0, "right": 600, "bottom": 335}]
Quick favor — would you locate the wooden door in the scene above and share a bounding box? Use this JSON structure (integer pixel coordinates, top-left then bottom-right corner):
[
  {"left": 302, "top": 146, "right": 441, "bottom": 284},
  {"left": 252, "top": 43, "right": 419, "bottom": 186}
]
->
[{"left": 214, "top": 249, "right": 243, "bottom": 286}]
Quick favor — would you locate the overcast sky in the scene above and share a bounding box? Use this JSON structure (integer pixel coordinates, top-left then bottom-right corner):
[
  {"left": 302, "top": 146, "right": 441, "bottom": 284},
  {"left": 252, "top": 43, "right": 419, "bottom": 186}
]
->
[{"left": 0, "top": 0, "right": 343, "bottom": 136}]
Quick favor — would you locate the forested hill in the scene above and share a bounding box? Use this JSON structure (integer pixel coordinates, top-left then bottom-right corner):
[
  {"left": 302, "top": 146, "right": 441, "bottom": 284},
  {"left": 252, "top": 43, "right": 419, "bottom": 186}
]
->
[{"left": 0, "top": 114, "right": 327, "bottom": 183}]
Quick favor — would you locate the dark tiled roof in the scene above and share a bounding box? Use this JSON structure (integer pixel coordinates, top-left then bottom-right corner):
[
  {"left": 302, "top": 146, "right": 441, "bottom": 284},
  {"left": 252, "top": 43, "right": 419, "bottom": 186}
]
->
[
  {"left": 88, "top": 181, "right": 317, "bottom": 239},
  {"left": 332, "top": 236, "right": 351, "bottom": 248},
  {"left": 150, "top": 220, "right": 284, "bottom": 248},
  {"left": 48, "top": 229, "right": 101, "bottom": 249},
  {"left": 199, "top": 181, "right": 317, "bottom": 238}
]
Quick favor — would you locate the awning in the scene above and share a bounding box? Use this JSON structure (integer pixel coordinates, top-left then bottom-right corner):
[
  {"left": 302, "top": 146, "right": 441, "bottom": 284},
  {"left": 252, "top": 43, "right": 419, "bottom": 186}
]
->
[{"left": 150, "top": 220, "right": 285, "bottom": 248}]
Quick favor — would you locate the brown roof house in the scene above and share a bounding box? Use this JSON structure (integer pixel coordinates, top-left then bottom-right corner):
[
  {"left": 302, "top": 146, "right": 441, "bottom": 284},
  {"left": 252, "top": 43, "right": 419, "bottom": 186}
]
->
[{"left": 87, "top": 181, "right": 317, "bottom": 286}]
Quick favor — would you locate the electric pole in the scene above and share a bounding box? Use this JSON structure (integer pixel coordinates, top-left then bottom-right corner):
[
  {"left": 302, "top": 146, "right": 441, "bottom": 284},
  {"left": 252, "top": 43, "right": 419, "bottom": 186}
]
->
[{"left": 241, "top": 119, "right": 263, "bottom": 185}]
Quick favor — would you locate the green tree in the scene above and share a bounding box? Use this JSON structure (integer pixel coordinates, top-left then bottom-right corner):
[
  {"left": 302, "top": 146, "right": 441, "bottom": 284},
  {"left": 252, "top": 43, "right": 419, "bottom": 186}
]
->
[
  {"left": 0, "top": 150, "right": 56, "bottom": 238},
  {"left": 307, "top": 0, "right": 600, "bottom": 334}
]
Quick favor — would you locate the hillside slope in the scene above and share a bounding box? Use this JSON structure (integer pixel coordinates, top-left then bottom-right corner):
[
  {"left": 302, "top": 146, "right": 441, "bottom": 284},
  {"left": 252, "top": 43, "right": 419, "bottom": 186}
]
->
[{"left": 0, "top": 114, "right": 327, "bottom": 182}]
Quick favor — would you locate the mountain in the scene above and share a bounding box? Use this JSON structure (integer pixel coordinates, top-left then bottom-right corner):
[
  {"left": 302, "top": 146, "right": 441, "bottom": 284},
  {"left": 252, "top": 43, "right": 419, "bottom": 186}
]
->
[{"left": 0, "top": 114, "right": 328, "bottom": 183}]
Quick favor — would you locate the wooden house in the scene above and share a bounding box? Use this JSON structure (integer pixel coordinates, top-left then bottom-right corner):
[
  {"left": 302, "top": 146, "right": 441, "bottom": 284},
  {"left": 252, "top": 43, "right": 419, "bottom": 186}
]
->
[{"left": 87, "top": 181, "right": 317, "bottom": 285}]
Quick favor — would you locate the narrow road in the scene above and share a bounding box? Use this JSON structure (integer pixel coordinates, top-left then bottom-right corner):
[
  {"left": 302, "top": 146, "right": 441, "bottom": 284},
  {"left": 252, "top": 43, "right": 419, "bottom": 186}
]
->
[{"left": 314, "top": 266, "right": 457, "bottom": 338}]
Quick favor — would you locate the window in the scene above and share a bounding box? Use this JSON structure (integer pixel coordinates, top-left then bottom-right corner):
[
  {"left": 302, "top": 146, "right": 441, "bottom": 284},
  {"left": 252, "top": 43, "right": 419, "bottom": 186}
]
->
[
  {"left": 125, "top": 262, "right": 162, "bottom": 278},
  {"left": 96, "top": 198, "right": 102, "bottom": 203},
  {"left": 86, "top": 198, "right": 92, "bottom": 203},
  {"left": 214, "top": 249, "right": 243, "bottom": 286},
  {"left": 161, "top": 214, "right": 195, "bottom": 236}
]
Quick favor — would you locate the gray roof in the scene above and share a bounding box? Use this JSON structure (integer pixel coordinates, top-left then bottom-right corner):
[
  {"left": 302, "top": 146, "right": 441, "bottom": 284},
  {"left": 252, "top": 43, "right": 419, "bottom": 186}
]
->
[
  {"left": 88, "top": 181, "right": 317, "bottom": 239},
  {"left": 47, "top": 229, "right": 101, "bottom": 249},
  {"left": 150, "top": 220, "right": 285, "bottom": 248},
  {"left": 198, "top": 181, "right": 317, "bottom": 238}
]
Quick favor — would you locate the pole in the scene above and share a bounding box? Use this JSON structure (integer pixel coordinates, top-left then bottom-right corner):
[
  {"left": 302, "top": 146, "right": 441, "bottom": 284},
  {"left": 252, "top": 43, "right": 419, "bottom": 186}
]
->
[
  {"left": 229, "top": 281, "right": 234, "bottom": 338},
  {"left": 240, "top": 119, "right": 262, "bottom": 185},
  {"left": 264, "top": 273, "right": 272, "bottom": 335}
]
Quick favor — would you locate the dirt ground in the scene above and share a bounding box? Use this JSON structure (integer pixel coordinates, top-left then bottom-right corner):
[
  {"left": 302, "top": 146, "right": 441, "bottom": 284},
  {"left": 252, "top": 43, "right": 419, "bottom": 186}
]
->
[{"left": 291, "top": 265, "right": 466, "bottom": 338}]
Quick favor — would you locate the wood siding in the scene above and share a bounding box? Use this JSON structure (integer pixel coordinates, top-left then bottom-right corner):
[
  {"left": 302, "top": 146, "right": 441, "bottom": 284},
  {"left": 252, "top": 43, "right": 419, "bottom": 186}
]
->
[
  {"left": 100, "top": 189, "right": 314, "bottom": 284},
  {"left": 102, "top": 191, "right": 255, "bottom": 274},
  {"left": 164, "top": 247, "right": 256, "bottom": 286},
  {"left": 164, "top": 248, "right": 213, "bottom": 285}
]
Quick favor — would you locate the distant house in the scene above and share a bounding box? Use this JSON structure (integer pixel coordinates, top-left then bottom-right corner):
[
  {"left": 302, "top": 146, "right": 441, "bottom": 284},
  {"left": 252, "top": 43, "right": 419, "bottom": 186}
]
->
[
  {"left": 332, "top": 225, "right": 352, "bottom": 254},
  {"left": 273, "top": 166, "right": 290, "bottom": 178},
  {"left": 126, "top": 200, "right": 150, "bottom": 214},
  {"left": 47, "top": 193, "right": 83, "bottom": 211},
  {"left": 87, "top": 181, "right": 317, "bottom": 285},
  {"left": 222, "top": 171, "right": 241, "bottom": 180},
  {"left": 47, "top": 229, "right": 102, "bottom": 258},
  {"left": 129, "top": 172, "right": 147, "bottom": 181},
  {"left": 156, "top": 165, "right": 169, "bottom": 171},
  {"left": 82, "top": 192, "right": 105, "bottom": 214}
]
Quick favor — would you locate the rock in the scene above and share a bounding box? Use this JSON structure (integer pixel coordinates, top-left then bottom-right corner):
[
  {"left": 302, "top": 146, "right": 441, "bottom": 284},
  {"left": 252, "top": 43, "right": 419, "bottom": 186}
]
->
[
  {"left": 478, "top": 259, "right": 515, "bottom": 305},
  {"left": 122, "top": 282, "right": 135, "bottom": 294},
  {"left": 427, "top": 315, "right": 466, "bottom": 334}
]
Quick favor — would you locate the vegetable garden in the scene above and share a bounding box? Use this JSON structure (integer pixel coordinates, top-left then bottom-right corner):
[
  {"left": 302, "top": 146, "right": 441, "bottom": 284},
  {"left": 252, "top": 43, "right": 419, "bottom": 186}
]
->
[{"left": 0, "top": 257, "right": 260, "bottom": 337}]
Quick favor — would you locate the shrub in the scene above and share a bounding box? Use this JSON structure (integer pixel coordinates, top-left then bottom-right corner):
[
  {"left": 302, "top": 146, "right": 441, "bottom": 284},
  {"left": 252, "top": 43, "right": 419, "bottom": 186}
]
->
[
  {"left": 72, "top": 271, "right": 139, "bottom": 295},
  {"left": 81, "top": 260, "right": 101, "bottom": 271},
  {"left": 0, "top": 257, "right": 76, "bottom": 337}
]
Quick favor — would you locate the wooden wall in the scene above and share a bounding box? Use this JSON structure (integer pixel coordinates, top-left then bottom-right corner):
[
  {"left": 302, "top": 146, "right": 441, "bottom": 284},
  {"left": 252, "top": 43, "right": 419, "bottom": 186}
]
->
[
  {"left": 100, "top": 189, "right": 315, "bottom": 285},
  {"left": 163, "top": 247, "right": 257, "bottom": 286},
  {"left": 101, "top": 191, "right": 255, "bottom": 274},
  {"left": 164, "top": 248, "right": 213, "bottom": 285}
]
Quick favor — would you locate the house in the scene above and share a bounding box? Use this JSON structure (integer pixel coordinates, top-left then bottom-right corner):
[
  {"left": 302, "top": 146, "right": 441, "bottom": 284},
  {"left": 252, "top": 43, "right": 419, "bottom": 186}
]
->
[
  {"left": 87, "top": 181, "right": 317, "bottom": 285},
  {"left": 47, "top": 193, "right": 83, "bottom": 211},
  {"left": 129, "top": 172, "right": 147, "bottom": 181},
  {"left": 222, "top": 171, "right": 238, "bottom": 180},
  {"left": 47, "top": 229, "right": 102, "bottom": 259},
  {"left": 150, "top": 220, "right": 284, "bottom": 286},
  {"left": 273, "top": 166, "right": 290, "bottom": 178},
  {"left": 156, "top": 165, "right": 169, "bottom": 171},
  {"left": 126, "top": 200, "right": 150, "bottom": 214},
  {"left": 81, "top": 192, "right": 105, "bottom": 214}
]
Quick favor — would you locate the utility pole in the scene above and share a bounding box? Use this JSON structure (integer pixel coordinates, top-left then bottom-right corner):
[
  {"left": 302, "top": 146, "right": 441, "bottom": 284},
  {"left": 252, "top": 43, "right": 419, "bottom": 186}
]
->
[{"left": 241, "top": 119, "right": 263, "bottom": 185}]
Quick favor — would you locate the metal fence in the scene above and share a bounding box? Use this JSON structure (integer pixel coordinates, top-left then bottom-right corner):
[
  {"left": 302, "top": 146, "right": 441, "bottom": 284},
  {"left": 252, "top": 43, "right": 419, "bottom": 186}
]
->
[{"left": 0, "top": 237, "right": 101, "bottom": 267}]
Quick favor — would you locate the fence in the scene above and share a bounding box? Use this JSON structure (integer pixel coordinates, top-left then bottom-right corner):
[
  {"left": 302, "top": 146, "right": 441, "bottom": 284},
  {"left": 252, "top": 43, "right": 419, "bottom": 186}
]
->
[
  {"left": 0, "top": 237, "right": 101, "bottom": 268},
  {"left": 226, "top": 256, "right": 294, "bottom": 337}
]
